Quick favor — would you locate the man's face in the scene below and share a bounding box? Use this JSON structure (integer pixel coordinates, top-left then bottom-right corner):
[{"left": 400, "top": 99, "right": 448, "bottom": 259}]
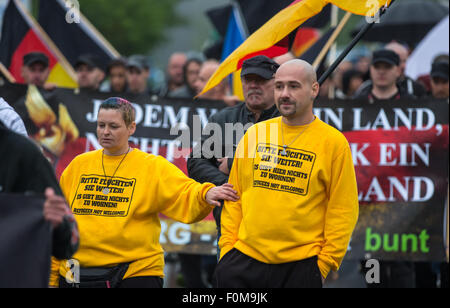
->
[
  {"left": 168, "top": 54, "right": 186, "bottom": 87},
  {"left": 21, "top": 63, "right": 49, "bottom": 87},
  {"left": 193, "top": 63, "right": 228, "bottom": 100},
  {"left": 356, "top": 56, "right": 370, "bottom": 74},
  {"left": 274, "top": 65, "right": 319, "bottom": 120},
  {"left": 370, "top": 62, "right": 400, "bottom": 89},
  {"left": 126, "top": 67, "right": 149, "bottom": 94},
  {"left": 431, "top": 77, "right": 449, "bottom": 99},
  {"left": 109, "top": 65, "right": 127, "bottom": 93},
  {"left": 76, "top": 64, "right": 105, "bottom": 90},
  {"left": 242, "top": 74, "right": 275, "bottom": 112},
  {"left": 194, "top": 66, "right": 211, "bottom": 95},
  {"left": 185, "top": 61, "right": 201, "bottom": 90}
]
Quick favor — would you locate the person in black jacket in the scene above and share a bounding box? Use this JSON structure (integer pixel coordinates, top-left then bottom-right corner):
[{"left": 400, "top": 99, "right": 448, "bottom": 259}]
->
[
  {"left": 0, "top": 121, "right": 79, "bottom": 260},
  {"left": 180, "top": 55, "right": 280, "bottom": 288},
  {"left": 354, "top": 49, "right": 417, "bottom": 288},
  {"left": 188, "top": 55, "right": 280, "bottom": 242},
  {"left": 353, "top": 49, "right": 415, "bottom": 103}
]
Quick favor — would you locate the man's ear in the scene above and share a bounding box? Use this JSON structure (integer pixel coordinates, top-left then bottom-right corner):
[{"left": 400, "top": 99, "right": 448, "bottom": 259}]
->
[{"left": 311, "top": 81, "right": 320, "bottom": 100}]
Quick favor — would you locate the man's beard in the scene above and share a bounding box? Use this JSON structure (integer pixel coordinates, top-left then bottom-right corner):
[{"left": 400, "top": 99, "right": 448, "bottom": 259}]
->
[{"left": 277, "top": 98, "right": 297, "bottom": 117}]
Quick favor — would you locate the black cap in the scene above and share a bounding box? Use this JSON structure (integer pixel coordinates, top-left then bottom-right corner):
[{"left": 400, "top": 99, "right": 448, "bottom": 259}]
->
[
  {"left": 372, "top": 49, "right": 400, "bottom": 66},
  {"left": 107, "top": 57, "right": 127, "bottom": 73},
  {"left": 241, "top": 55, "right": 280, "bottom": 80},
  {"left": 126, "top": 55, "right": 149, "bottom": 72},
  {"left": 75, "top": 54, "right": 105, "bottom": 72},
  {"left": 430, "top": 61, "right": 449, "bottom": 81},
  {"left": 23, "top": 52, "right": 49, "bottom": 67}
]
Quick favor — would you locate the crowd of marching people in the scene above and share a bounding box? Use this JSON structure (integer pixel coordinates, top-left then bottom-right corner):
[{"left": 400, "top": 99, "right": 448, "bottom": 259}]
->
[
  {"left": 0, "top": 38, "right": 448, "bottom": 288},
  {"left": 5, "top": 40, "right": 447, "bottom": 108}
]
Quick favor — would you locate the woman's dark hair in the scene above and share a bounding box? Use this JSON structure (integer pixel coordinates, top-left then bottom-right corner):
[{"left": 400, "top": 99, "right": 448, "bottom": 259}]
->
[
  {"left": 183, "top": 58, "right": 203, "bottom": 82},
  {"left": 342, "top": 70, "right": 364, "bottom": 96}
]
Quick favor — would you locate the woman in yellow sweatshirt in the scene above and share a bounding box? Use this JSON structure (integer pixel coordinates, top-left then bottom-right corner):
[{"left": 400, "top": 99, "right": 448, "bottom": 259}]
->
[
  {"left": 52, "top": 97, "right": 238, "bottom": 288},
  {"left": 216, "top": 60, "right": 359, "bottom": 288}
]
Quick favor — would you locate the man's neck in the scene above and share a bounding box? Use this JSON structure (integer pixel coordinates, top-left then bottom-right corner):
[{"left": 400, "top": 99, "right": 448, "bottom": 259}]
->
[
  {"left": 282, "top": 113, "right": 315, "bottom": 126},
  {"left": 372, "top": 84, "right": 398, "bottom": 100}
]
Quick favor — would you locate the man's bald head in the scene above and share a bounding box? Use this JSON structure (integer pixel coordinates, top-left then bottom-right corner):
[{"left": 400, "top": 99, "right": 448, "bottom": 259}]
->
[
  {"left": 276, "top": 59, "right": 318, "bottom": 85},
  {"left": 274, "top": 59, "right": 319, "bottom": 124},
  {"left": 385, "top": 42, "right": 409, "bottom": 59},
  {"left": 200, "top": 60, "right": 220, "bottom": 78},
  {"left": 194, "top": 60, "right": 228, "bottom": 99},
  {"left": 167, "top": 52, "right": 187, "bottom": 88},
  {"left": 385, "top": 42, "right": 409, "bottom": 75}
]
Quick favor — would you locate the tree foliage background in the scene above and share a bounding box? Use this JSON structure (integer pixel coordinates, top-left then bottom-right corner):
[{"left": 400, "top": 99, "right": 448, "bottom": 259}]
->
[{"left": 76, "top": 0, "right": 185, "bottom": 56}]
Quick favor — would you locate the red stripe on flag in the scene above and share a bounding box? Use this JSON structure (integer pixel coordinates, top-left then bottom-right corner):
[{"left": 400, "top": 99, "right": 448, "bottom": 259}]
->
[
  {"left": 8, "top": 30, "right": 57, "bottom": 83},
  {"left": 291, "top": 28, "right": 321, "bottom": 57},
  {"left": 289, "top": 0, "right": 303, "bottom": 6},
  {"left": 237, "top": 37, "right": 289, "bottom": 69}
]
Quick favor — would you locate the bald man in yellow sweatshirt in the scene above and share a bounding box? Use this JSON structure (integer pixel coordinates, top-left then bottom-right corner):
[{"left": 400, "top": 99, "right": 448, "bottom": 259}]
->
[{"left": 215, "top": 60, "right": 359, "bottom": 288}]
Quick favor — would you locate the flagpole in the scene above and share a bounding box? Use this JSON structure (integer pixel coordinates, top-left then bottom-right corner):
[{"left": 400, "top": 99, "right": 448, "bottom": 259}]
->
[
  {"left": 328, "top": 5, "right": 339, "bottom": 99},
  {"left": 61, "top": 0, "right": 121, "bottom": 58},
  {"left": 318, "top": 0, "right": 395, "bottom": 85},
  {"left": 312, "top": 11, "right": 351, "bottom": 70},
  {"left": 13, "top": 0, "right": 78, "bottom": 83},
  {"left": 231, "top": 0, "right": 249, "bottom": 38},
  {"left": 0, "top": 62, "right": 16, "bottom": 83}
]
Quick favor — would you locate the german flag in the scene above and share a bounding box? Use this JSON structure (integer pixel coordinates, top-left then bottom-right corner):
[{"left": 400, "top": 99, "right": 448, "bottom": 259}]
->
[
  {"left": 199, "top": 0, "right": 392, "bottom": 97},
  {"left": 212, "top": 0, "right": 308, "bottom": 100},
  {"left": 291, "top": 28, "right": 321, "bottom": 58},
  {"left": 0, "top": 0, "right": 77, "bottom": 88}
]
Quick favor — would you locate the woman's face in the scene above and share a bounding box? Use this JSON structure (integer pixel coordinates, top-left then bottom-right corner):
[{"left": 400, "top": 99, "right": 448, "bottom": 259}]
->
[{"left": 97, "top": 108, "right": 135, "bottom": 154}]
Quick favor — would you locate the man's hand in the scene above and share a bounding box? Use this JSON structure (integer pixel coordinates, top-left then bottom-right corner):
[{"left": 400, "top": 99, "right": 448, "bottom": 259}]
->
[
  {"left": 43, "top": 187, "right": 68, "bottom": 228},
  {"left": 205, "top": 183, "right": 239, "bottom": 207},
  {"left": 217, "top": 157, "right": 230, "bottom": 175}
]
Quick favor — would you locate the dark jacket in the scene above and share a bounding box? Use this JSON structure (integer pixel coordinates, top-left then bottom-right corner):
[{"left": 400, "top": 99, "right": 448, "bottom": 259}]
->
[
  {"left": 353, "top": 82, "right": 416, "bottom": 103},
  {"left": 0, "top": 122, "right": 79, "bottom": 259},
  {"left": 187, "top": 102, "right": 280, "bottom": 226},
  {"left": 353, "top": 78, "right": 423, "bottom": 102}
]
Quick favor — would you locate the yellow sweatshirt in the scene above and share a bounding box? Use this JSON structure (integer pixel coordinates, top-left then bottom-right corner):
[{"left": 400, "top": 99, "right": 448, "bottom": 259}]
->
[
  {"left": 52, "top": 148, "right": 214, "bottom": 284},
  {"left": 219, "top": 117, "right": 359, "bottom": 279}
]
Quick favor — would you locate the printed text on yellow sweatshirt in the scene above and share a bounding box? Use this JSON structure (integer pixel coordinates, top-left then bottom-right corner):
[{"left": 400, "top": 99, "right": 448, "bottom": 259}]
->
[
  {"left": 53, "top": 149, "right": 214, "bottom": 283},
  {"left": 219, "top": 117, "right": 359, "bottom": 278}
]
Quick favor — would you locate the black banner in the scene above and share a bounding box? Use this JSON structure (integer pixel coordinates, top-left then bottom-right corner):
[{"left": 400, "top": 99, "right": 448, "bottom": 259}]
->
[
  {"left": 0, "top": 84, "right": 448, "bottom": 261},
  {"left": 313, "top": 99, "right": 449, "bottom": 261},
  {"left": 0, "top": 193, "right": 51, "bottom": 288}
]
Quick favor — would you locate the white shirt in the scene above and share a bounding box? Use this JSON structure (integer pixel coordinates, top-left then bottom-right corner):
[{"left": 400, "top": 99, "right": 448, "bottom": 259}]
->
[{"left": 0, "top": 97, "right": 28, "bottom": 137}]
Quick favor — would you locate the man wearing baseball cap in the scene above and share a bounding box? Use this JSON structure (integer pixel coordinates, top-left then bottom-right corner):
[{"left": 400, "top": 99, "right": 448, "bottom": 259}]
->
[
  {"left": 354, "top": 49, "right": 414, "bottom": 103},
  {"left": 429, "top": 61, "right": 449, "bottom": 99},
  {"left": 125, "top": 54, "right": 151, "bottom": 95},
  {"left": 21, "top": 52, "right": 50, "bottom": 87},
  {"left": 74, "top": 53, "right": 106, "bottom": 91},
  {"left": 187, "top": 55, "right": 280, "bottom": 255},
  {"left": 357, "top": 49, "right": 417, "bottom": 288}
]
